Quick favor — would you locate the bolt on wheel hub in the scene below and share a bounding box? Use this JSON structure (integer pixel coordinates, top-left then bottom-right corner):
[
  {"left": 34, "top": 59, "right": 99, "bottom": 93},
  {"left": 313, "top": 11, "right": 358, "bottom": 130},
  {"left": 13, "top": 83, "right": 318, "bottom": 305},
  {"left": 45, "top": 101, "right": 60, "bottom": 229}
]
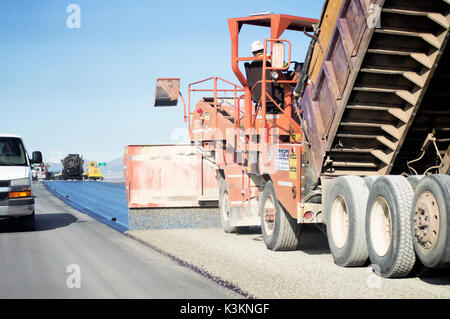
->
[
  {"left": 414, "top": 191, "right": 439, "bottom": 251},
  {"left": 263, "top": 195, "right": 275, "bottom": 236}
]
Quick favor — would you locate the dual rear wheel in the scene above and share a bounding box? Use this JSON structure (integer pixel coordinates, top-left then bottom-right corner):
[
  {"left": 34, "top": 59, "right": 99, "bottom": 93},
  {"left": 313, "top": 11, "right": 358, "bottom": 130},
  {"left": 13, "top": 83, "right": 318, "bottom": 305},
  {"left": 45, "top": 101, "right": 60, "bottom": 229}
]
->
[
  {"left": 411, "top": 175, "right": 450, "bottom": 269},
  {"left": 326, "top": 174, "right": 450, "bottom": 277}
]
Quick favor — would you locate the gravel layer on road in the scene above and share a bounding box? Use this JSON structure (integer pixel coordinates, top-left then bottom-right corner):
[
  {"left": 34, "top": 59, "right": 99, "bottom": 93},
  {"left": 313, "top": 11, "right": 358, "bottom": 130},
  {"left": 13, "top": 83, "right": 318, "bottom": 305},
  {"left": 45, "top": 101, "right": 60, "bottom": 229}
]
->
[
  {"left": 127, "top": 226, "right": 450, "bottom": 299},
  {"left": 129, "top": 207, "right": 220, "bottom": 230}
]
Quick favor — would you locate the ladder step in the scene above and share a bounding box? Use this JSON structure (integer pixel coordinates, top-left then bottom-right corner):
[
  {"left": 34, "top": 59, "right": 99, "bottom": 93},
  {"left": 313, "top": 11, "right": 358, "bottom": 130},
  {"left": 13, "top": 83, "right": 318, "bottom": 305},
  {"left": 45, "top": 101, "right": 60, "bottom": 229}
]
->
[
  {"left": 388, "top": 108, "right": 410, "bottom": 123},
  {"left": 367, "top": 48, "right": 433, "bottom": 68},
  {"left": 332, "top": 161, "right": 378, "bottom": 168},
  {"left": 339, "top": 122, "right": 404, "bottom": 138},
  {"left": 360, "top": 67, "right": 404, "bottom": 75},
  {"left": 367, "top": 48, "right": 413, "bottom": 56},
  {"left": 403, "top": 71, "right": 426, "bottom": 87},
  {"left": 427, "top": 12, "right": 450, "bottom": 29},
  {"left": 340, "top": 121, "right": 386, "bottom": 128},
  {"left": 353, "top": 86, "right": 398, "bottom": 94},
  {"left": 396, "top": 90, "right": 420, "bottom": 105},
  {"left": 322, "top": 170, "right": 380, "bottom": 177},
  {"left": 330, "top": 148, "right": 375, "bottom": 153},
  {"left": 360, "top": 68, "right": 426, "bottom": 87},
  {"left": 334, "top": 133, "right": 398, "bottom": 150},
  {"left": 381, "top": 124, "right": 402, "bottom": 140},
  {"left": 375, "top": 28, "right": 441, "bottom": 49},
  {"left": 346, "top": 104, "right": 410, "bottom": 122},
  {"left": 410, "top": 53, "right": 433, "bottom": 68},
  {"left": 376, "top": 136, "right": 397, "bottom": 150},
  {"left": 382, "top": 7, "right": 449, "bottom": 28},
  {"left": 336, "top": 133, "right": 382, "bottom": 139},
  {"left": 371, "top": 149, "right": 391, "bottom": 165},
  {"left": 382, "top": 8, "right": 431, "bottom": 16},
  {"left": 346, "top": 104, "right": 390, "bottom": 111}
]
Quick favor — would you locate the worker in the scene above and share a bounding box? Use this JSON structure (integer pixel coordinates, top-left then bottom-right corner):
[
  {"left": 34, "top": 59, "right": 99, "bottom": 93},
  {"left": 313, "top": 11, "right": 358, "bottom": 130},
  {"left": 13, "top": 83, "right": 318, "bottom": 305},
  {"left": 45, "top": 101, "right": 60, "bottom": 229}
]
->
[
  {"left": 251, "top": 40, "right": 264, "bottom": 58},
  {"left": 245, "top": 40, "right": 282, "bottom": 112}
]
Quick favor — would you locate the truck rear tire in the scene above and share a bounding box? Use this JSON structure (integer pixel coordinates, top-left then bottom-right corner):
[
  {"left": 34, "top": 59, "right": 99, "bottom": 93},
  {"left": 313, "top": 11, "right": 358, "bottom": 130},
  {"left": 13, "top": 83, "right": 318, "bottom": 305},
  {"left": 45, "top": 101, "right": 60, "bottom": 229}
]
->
[
  {"left": 407, "top": 175, "right": 424, "bottom": 190},
  {"left": 326, "top": 176, "right": 369, "bottom": 267},
  {"left": 363, "top": 176, "right": 379, "bottom": 190},
  {"left": 366, "top": 176, "right": 416, "bottom": 278},
  {"left": 260, "top": 181, "right": 301, "bottom": 251},
  {"left": 411, "top": 175, "right": 450, "bottom": 269},
  {"left": 219, "top": 178, "right": 238, "bottom": 233}
]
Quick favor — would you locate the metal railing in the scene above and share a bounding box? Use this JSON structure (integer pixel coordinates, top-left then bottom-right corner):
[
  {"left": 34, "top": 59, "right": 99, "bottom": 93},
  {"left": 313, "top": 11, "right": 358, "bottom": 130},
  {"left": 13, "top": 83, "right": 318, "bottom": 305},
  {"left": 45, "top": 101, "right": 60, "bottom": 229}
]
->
[{"left": 187, "top": 77, "right": 244, "bottom": 130}]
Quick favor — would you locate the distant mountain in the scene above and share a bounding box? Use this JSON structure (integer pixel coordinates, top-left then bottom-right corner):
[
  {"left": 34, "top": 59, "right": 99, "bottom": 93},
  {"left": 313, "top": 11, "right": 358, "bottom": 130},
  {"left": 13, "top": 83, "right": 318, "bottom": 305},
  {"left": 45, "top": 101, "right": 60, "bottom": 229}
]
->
[{"left": 99, "top": 157, "right": 124, "bottom": 182}]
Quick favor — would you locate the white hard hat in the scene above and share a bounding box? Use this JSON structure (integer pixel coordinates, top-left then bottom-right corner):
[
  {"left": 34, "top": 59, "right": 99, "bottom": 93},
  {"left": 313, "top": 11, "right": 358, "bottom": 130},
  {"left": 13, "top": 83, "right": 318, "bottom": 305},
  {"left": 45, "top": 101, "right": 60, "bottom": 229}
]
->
[{"left": 251, "top": 40, "right": 264, "bottom": 53}]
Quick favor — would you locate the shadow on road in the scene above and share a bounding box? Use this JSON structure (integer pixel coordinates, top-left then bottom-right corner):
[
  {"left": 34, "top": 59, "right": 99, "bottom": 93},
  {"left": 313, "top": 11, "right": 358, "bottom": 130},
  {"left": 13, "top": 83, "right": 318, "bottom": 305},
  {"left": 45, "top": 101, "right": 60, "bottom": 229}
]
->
[
  {"left": 297, "top": 225, "right": 330, "bottom": 255},
  {"left": 418, "top": 268, "right": 450, "bottom": 286},
  {"left": 245, "top": 224, "right": 330, "bottom": 254},
  {"left": 0, "top": 213, "right": 79, "bottom": 233}
]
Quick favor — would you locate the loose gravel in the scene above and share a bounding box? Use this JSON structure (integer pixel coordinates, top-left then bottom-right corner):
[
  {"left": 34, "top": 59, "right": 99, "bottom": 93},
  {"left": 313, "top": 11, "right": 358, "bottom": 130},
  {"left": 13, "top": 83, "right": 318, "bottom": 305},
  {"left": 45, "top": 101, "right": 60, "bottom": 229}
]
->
[
  {"left": 127, "top": 223, "right": 450, "bottom": 299},
  {"left": 129, "top": 207, "right": 220, "bottom": 230}
]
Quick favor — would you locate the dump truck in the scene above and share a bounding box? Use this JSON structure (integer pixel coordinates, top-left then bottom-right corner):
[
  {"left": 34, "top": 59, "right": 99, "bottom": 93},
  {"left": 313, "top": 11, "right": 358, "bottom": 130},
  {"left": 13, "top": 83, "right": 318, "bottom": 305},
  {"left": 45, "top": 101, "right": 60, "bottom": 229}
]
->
[
  {"left": 125, "top": 0, "right": 450, "bottom": 278},
  {"left": 31, "top": 162, "right": 47, "bottom": 180},
  {"left": 83, "top": 161, "right": 104, "bottom": 181},
  {"left": 61, "top": 154, "right": 84, "bottom": 180}
]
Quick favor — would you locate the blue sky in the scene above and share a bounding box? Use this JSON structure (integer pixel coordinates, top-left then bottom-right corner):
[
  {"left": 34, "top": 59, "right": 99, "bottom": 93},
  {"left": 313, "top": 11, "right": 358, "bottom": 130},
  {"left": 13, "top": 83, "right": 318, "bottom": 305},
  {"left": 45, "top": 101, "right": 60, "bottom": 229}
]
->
[{"left": 0, "top": 0, "right": 324, "bottom": 163}]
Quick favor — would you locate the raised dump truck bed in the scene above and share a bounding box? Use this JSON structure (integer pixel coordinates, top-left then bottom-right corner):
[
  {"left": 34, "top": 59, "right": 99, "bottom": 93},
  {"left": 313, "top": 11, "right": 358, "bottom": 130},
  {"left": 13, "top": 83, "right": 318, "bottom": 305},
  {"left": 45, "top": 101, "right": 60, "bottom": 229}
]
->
[
  {"left": 125, "top": 0, "right": 450, "bottom": 279},
  {"left": 297, "top": 0, "right": 450, "bottom": 277},
  {"left": 300, "top": 0, "right": 450, "bottom": 182}
]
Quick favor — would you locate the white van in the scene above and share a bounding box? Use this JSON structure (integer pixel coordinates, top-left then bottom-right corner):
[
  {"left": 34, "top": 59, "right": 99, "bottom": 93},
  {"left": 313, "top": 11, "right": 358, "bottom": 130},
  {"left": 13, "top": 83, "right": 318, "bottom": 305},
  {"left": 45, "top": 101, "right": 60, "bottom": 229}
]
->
[{"left": 0, "top": 134, "right": 42, "bottom": 230}]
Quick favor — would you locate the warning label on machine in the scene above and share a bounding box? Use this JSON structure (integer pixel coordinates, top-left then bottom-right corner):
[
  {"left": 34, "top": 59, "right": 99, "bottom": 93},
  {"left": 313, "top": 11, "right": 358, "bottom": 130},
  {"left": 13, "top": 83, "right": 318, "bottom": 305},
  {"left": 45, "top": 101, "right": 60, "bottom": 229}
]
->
[
  {"left": 275, "top": 149, "right": 290, "bottom": 171},
  {"left": 289, "top": 153, "right": 297, "bottom": 179}
]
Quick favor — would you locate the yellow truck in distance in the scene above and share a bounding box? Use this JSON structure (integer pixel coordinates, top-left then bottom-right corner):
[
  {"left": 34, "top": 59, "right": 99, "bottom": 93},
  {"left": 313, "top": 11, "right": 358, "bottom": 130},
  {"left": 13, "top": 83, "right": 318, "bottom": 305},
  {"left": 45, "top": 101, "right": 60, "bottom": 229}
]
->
[{"left": 83, "top": 161, "right": 104, "bottom": 181}]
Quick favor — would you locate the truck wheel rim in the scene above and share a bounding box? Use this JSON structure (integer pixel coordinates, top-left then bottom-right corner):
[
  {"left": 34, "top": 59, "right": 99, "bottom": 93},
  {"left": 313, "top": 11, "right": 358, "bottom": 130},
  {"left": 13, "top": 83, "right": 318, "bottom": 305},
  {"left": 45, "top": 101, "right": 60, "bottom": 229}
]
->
[
  {"left": 263, "top": 194, "right": 275, "bottom": 236},
  {"left": 414, "top": 191, "right": 439, "bottom": 251},
  {"left": 221, "top": 192, "right": 230, "bottom": 222},
  {"left": 330, "top": 195, "right": 349, "bottom": 249},
  {"left": 370, "top": 197, "right": 392, "bottom": 257}
]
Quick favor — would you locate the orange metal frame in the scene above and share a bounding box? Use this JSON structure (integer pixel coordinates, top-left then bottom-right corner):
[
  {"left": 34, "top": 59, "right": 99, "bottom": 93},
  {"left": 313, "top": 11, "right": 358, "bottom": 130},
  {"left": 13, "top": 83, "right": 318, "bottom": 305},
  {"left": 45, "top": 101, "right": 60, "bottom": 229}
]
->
[
  {"left": 182, "top": 14, "right": 318, "bottom": 219},
  {"left": 187, "top": 77, "right": 244, "bottom": 131}
]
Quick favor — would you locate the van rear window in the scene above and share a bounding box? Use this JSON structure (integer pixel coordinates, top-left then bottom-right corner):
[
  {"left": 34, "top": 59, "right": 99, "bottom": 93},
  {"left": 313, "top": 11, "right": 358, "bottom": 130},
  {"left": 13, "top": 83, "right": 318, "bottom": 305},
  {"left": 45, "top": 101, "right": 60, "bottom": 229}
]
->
[{"left": 0, "top": 137, "right": 28, "bottom": 166}]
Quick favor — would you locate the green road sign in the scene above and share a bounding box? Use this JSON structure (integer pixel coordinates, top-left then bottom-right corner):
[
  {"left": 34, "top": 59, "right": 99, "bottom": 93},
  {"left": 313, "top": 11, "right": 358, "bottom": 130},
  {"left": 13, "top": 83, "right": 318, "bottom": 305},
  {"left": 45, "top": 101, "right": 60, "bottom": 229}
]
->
[{"left": 98, "top": 162, "right": 107, "bottom": 167}]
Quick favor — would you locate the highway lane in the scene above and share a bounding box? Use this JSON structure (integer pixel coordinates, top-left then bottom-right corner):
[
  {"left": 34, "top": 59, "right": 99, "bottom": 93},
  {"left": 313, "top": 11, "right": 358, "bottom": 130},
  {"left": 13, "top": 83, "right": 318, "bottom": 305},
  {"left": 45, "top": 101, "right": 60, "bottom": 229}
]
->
[
  {"left": 0, "top": 182, "right": 240, "bottom": 299},
  {"left": 44, "top": 180, "right": 128, "bottom": 230}
]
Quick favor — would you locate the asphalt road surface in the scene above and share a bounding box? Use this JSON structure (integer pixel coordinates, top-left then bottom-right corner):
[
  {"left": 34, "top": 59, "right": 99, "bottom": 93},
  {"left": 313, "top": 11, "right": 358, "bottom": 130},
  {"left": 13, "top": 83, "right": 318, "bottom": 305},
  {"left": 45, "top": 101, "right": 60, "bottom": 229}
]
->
[
  {"left": 129, "top": 227, "right": 450, "bottom": 299},
  {"left": 0, "top": 182, "right": 240, "bottom": 299}
]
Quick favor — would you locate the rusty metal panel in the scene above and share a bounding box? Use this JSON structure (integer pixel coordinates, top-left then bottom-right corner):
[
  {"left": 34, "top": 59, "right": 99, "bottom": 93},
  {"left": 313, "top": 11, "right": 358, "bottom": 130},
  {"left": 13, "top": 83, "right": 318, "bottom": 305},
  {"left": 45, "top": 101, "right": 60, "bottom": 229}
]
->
[
  {"left": 342, "top": 0, "right": 365, "bottom": 49},
  {"left": 154, "top": 78, "right": 180, "bottom": 107},
  {"left": 299, "top": 85, "right": 326, "bottom": 179},
  {"left": 124, "top": 144, "right": 219, "bottom": 208},
  {"left": 309, "top": 0, "right": 344, "bottom": 83},
  {"left": 300, "top": 0, "right": 381, "bottom": 181}
]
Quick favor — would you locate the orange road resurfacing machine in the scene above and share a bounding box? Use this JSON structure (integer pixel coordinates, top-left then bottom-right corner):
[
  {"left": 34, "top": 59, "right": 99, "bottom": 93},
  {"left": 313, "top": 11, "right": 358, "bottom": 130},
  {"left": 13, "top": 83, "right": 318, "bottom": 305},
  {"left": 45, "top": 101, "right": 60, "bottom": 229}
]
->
[{"left": 125, "top": 1, "right": 450, "bottom": 278}]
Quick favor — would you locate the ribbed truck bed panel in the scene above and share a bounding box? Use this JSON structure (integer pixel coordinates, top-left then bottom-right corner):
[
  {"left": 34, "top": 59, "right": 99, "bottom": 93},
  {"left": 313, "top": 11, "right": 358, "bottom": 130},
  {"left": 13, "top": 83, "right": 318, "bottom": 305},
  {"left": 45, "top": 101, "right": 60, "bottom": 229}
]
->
[{"left": 300, "top": 0, "right": 450, "bottom": 182}]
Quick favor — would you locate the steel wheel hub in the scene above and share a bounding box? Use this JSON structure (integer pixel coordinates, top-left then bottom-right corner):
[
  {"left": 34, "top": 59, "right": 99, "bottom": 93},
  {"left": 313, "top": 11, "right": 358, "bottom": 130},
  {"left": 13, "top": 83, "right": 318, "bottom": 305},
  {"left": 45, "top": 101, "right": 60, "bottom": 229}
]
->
[
  {"left": 414, "top": 191, "right": 439, "bottom": 251},
  {"left": 222, "top": 192, "right": 230, "bottom": 222},
  {"left": 330, "top": 195, "right": 349, "bottom": 249},
  {"left": 263, "top": 195, "right": 275, "bottom": 236},
  {"left": 370, "top": 197, "right": 392, "bottom": 257}
]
